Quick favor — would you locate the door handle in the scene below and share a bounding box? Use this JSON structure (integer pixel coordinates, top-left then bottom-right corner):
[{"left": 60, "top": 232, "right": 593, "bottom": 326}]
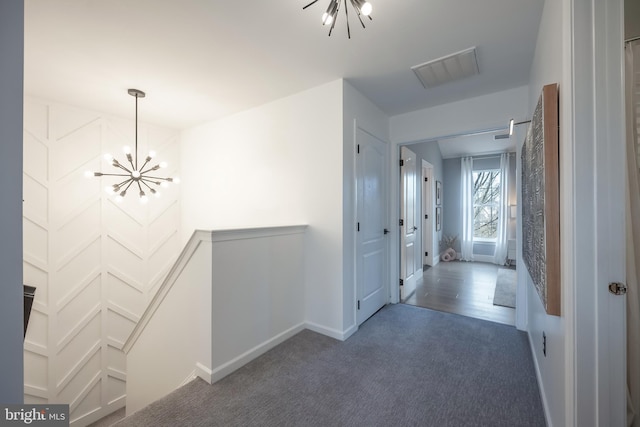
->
[
  {"left": 384, "top": 229, "right": 389, "bottom": 235},
  {"left": 413, "top": 226, "right": 418, "bottom": 231}
]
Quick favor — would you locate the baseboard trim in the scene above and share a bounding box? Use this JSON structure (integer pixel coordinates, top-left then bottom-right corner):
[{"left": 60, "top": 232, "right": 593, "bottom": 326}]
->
[
  {"left": 305, "top": 321, "right": 352, "bottom": 341},
  {"left": 210, "top": 322, "right": 305, "bottom": 383},
  {"left": 195, "top": 363, "right": 213, "bottom": 384},
  {"left": 70, "top": 396, "right": 125, "bottom": 426},
  {"left": 527, "top": 331, "right": 553, "bottom": 427}
]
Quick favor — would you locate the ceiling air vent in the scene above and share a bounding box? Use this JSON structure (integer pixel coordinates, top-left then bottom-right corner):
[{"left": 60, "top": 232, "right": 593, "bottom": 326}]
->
[
  {"left": 494, "top": 133, "right": 510, "bottom": 140},
  {"left": 411, "top": 47, "right": 479, "bottom": 89}
]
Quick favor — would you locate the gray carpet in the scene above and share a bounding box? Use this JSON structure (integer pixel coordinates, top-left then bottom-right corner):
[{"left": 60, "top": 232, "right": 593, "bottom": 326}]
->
[
  {"left": 493, "top": 268, "right": 517, "bottom": 308},
  {"left": 115, "top": 304, "right": 544, "bottom": 427}
]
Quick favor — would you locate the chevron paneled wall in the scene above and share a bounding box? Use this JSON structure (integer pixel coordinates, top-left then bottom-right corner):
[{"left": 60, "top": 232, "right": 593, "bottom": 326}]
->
[{"left": 22, "top": 97, "right": 181, "bottom": 426}]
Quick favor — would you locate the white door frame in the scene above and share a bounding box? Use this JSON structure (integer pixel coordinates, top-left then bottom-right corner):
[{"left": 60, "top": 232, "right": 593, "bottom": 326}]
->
[
  {"left": 422, "top": 160, "right": 435, "bottom": 267},
  {"left": 569, "top": 0, "right": 626, "bottom": 425}
]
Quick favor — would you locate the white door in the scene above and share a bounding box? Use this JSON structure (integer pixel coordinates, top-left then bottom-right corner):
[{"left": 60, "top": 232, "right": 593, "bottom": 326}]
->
[
  {"left": 356, "top": 127, "right": 389, "bottom": 325},
  {"left": 422, "top": 162, "right": 434, "bottom": 267},
  {"left": 400, "top": 146, "right": 418, "bottom": 300}
]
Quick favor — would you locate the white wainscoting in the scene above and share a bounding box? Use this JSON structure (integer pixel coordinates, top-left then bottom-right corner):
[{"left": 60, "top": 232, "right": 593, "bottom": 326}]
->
[
  {"left": 22, "top": 97, "right": 181, "bottom": 426},
  {"left": 124, "top": 226, "right": 307, "bottom": 416}
]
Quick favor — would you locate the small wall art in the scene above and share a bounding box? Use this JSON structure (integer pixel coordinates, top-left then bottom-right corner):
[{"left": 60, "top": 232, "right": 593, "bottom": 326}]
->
[
  {"left": 436, "top": 206, "right": 442, "bottom": 231},
  {"left": 435, "top": 180, "right": 442, "bottom": 206}
]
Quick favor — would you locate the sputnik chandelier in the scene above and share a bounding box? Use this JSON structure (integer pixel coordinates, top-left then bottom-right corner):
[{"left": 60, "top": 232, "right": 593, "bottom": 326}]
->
[
  {"left": 87, "top": 89, "right": 178, "bottom": 203},
  {"left": 303, "top": 0, "right": 373, "bottom": 38}
]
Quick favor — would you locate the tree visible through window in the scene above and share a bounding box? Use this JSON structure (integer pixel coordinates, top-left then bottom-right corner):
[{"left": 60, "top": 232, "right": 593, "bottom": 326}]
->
[{"left": 472, "top": 169, "right": 501, "bottom": 239}]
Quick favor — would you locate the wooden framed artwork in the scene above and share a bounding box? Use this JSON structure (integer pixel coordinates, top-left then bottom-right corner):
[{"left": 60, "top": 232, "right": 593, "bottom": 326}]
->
[
  {"left": 435, "top": 207, "right": 442, "bottom": 231},
  {"left": 435, "top": 180, "right": 442, "bottom": 205},
  {"left": 521, "top": 83, "right": 561, "bottom": 316}
]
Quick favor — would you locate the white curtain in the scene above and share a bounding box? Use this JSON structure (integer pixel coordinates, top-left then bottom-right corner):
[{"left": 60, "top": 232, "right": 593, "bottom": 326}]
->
[
  {"left": 494, "top": 153, "right": 510, "bottom": 265},
  {"left": 461, "top": 157, "right": 474, "bottom": 261},
  {"left": 626, "top": 39, "right": 640, "bottom": 427}
]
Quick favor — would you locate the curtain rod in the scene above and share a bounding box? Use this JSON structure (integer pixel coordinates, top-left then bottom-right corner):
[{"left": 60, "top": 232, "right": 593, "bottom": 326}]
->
[
  {"left": 471, "top": 152, "right": 515, "bottom": 160},
  {"left": 626, "top": 35, "right": 640, "bottom": 43}
]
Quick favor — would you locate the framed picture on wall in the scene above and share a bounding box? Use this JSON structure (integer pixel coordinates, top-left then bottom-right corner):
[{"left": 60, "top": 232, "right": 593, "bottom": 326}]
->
[
  {"left": 435, "top": 180, "right": 442, "bottom": 205},
  {"left": 436, "top": 207, "right": 442, "bottom": 231}
]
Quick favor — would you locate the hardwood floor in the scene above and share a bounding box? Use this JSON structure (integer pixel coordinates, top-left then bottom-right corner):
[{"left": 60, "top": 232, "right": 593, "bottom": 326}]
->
[{"left": 403, "top": 260, "right": 516, "bottom": 326}]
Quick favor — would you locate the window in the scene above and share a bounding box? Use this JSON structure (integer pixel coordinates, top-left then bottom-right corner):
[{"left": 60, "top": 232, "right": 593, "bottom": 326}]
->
[{"left": 472, "top": 169, "right": 501, "bottom": 240}]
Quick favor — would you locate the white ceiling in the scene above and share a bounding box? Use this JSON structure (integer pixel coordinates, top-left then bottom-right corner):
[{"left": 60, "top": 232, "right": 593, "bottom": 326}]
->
[{"left": 24, "top": 0, "right": 544, "bottom": 132}]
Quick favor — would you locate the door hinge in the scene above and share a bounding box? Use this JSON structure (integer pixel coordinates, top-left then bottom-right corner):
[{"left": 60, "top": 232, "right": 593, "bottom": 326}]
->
[
  {"left": 425, "top": 177, "right": 428, "bottom": 182},
  {"left": 425, "top": 251, "right": 428, "bottom": 256},
  {"left": 425, "top": 214, "right": 428, "bottom": 219},
  {"left": 399, "top": 278, "right": 404, "bottom": 286},
  {"left": 357, "top": 222, "right": 360, "bottom": 232},
  {"left": 357, "top": 300, "right": 360, "bottom": 310},
  {"left": 357, "top": 144, "right": 360, "bottom": 154},
  {"left": 608, "top": 282, "right": 627, "bottom": 295},
  {"left": 399, "top": 159, "right": 404, "bottom": 167},
  {"left": 399, "top": 219, "right": 404, "bottom": 226}
]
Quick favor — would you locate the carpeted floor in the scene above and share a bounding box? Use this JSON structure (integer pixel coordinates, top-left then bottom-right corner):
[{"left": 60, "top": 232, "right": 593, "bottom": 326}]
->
[
  {"left": 114, "top": 304, "right": 545, "bottom": 427},
  {"left": 493, "top": 268, "right": 517, "bottom": 308}
]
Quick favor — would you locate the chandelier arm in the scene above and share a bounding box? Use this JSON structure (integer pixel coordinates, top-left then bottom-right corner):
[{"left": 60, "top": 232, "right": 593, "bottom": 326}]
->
[
  {"left": 328, "top": 0, "right": 340, "bottom": 36},
  {"left": 355, "top": 7, "right": 366, "bottom": 28},
  {"left": 139, "top": 158, "right": 151, "bottom": 172},
  {"left": 140, "top": 180, "right": 155, "bottom": 191},
  {"left": 96, "top": 173, "right": 132, "bottom": 177},
  {"left": 143, "top": 175, "right": 173, "bottom": 181},
  {"left": 302, "top": 0, "right": 319, "bottom": 9},
  {"left": 136, "top": 180, "right": 144, "bottom": 195},
  {"left": 112, "top": 162, "right": 132, "bottom": 174},
  {"left": 139, "top": 164, "right": 161, "bottom": 175},
  {"left": 345, "top": 0, "right": 351, "bottom": 39}
]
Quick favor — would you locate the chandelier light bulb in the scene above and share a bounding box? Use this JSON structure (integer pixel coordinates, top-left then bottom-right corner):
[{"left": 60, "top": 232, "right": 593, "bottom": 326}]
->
[
  {"left": 115, "top": 195, "right": 124, "bottom": 203},
  {"left": 84, "top": 170, "right": 93, "bottom": 178},
  {"left": 159, "top": 161, "right": 168, "bottom": 169},
  {"left": 173, "top": 177, "right": 181, "bottom": 184},
  {"left": 123, "top": 146, "right": 131, "bottom": 155},
  {"left": 104, "top": 186, "right": 115, "bottom": 195},
  {"left": 361, "top": 1, "right": 372, "bottom": 15},
  {"left": 148, "top": 150, "right": 156, "bottom": 159},
  {"left": 140, "top": 195, "right": 149, "bottom": 204},
  {"left": 104, "top": 153, "right": 113, "bottom": 162},
  {"left": 322, "top": 12, "right": 332, "bottom": 25},
  {"left": 161, "top": 181, "right": 169, "bottom": 188}
]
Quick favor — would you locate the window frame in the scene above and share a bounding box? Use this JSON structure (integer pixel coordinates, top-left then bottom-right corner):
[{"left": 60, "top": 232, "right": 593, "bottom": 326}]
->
[{"left": 471, "top": 168, "right": 501, "bottom": 242}]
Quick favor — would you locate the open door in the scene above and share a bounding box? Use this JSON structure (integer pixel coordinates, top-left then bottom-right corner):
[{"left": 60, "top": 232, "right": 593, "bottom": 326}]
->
[{"left": 400, "top": 146, "right": 418, "bottom": 300}]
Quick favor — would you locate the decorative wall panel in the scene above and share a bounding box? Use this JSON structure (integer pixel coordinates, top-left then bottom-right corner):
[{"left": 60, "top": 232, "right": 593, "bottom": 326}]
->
[
  {"left": 23, "top": 97, "right": 181, "bottom": 426},
  {"left": 521, "top": 83, "right": 560, "bottom": 316}
]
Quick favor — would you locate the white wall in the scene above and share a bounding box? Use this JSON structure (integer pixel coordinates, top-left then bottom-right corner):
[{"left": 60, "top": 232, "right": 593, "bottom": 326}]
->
[
  {"left": 522, "top": 0, "right": 566, "bottom": 425},
  {"left": 180, "top": 80, "right": 348, "bottom": 338},
  {"left": 125, "top": 226, "right": 306, "bottom": 415},
  {"left": 0, "top": 0, "right": 25, "bottom": 404},
  {"left": 390, "top": 86, "right": 529, "bottom": 144},
  {"left": 22, "top": 97, "right": 181, "bottom": 425}
]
